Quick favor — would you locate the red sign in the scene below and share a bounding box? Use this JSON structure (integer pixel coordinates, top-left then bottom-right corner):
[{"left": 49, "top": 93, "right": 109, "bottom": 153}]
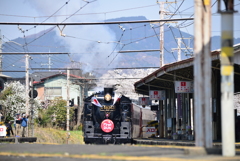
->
[
  {"left": 181, "top": 82, "right": 186, "bottom": 86},
  {"left": 175, "top": 81, "right": 193, "bottom": 93},
  {"left": 139, "top": 97, "right": 150, "bottom": 105},
  {"left": 0, "top": 126, "right": 6, "bottom": 136},
  {"left": 101, "top": 119, "right": 114, "bottom": 133},
  {"left": 149, "top": 90, "right": 166, "bottom": 100},
  {"left": 146, "top": 128, "right": 156, "bottom": 132}
]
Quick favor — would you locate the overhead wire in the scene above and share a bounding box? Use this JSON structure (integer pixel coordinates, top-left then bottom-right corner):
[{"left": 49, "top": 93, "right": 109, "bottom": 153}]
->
[
  {"left": 171, "top": 0, "right": 218, "bottom": 55},
  {"left": 17, "top": 0, "right": 98, "bottom": 75},
  {"left": 151, "top": 25, "right": 177, "bottom": 61},
  {"left": 63, "top": 34, "right": 123, "bottom": 44},
  {"left": 21, "top": 0, "right": 97, "bottom": 48},
  {"left": 26, "top": 0, "right": 71, "bottom": 31},
  {"left": 107, "top": 28, "right": 126, "bottom": 66}
]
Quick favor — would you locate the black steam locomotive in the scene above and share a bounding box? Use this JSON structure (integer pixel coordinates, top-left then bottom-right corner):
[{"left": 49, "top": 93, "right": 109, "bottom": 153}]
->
[{"left": 83, "top": 87, "right": 133, "bottom": 144}]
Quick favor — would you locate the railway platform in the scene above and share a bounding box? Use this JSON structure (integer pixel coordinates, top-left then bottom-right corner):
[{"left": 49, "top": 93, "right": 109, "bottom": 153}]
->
[
  {"left": 0, "top": 137, "right": 37, "bottom": 143},
  {"left": 134, "top": 137, "right": 240, "bottom": 155},
  {"left": 134, "top": 137, "right": 240, "bottom": 148}
]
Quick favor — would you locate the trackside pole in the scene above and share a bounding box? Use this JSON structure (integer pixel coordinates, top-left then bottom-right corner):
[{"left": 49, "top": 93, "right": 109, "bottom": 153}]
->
[
  {"left": 66, "top": 69, "right": 70, "bottom": 144},
  {"left": 218, "top": 0, "right": 236, "bottom": 156},
  {"left": 193, "top": 0, "right": 212, "bottom": 148}
]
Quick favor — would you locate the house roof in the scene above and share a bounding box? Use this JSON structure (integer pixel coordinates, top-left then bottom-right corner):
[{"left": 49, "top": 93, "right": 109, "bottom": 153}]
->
[
  {"left": 33, "top": 72, "right": 84, "bottom": 85},
  {"left": 40, "top": 73, "right": 83, "bottom": 81},
  {"left": 32, "top": 71, "right": 61, "bottom": 82}
]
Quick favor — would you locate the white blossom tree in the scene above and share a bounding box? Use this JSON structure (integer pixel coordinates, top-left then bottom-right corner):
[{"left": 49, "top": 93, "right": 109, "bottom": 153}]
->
[{"left": 0, "top": 81, "right": 41, "bottom": 120}]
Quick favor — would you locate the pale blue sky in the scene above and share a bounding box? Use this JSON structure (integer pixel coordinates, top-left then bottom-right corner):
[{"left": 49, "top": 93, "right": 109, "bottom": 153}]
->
[{"left": 0, "top": 0, "right": 239, "bottom": 40}]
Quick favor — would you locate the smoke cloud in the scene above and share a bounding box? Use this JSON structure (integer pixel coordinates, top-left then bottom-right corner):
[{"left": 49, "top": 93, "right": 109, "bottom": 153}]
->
[{"left": 27, "top": 0, "right": 119, "bottom": 73}]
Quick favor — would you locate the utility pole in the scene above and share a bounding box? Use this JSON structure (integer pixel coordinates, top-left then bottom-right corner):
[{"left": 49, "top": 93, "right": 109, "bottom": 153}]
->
[
  {"left": 41, "top": 54, "right": 53, "bottom": 71},
  {"left": 66, "top": 68, "right": 70, "bottom": 143},
  {"left": 30, "top": 76, "right": 34, "bottom": 137},
  {"left": 171, "top": 38, "right": 193, "bottom": 61},
  {"left": 159, "top": 1, "right": 164, "bottom": 67},
  {"left": 25, "top": 54, "right": 29, "bottom": 116},
  {"left": 194, "top": 0, "right": 212, "bottom": 149},
  {"left": 0, "top": 30, "right": 2, "bottom": 74},
  {"left": 74, "top": 81, "right": 85, "bottom": 127},
  {"left": 218, "top": 0, "right": 236, "bottom": 156},
  {"left": 157, "top": 1, "right": 177, "bottom": 67}
]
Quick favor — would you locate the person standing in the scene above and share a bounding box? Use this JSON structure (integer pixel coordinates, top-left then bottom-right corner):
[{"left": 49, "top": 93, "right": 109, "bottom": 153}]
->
[
  {"left": 14, "top": 114, "right": 21, "bottom": 137},
  {"left": 21, "top": 114, "right": 28, "bottom": 137},
  {"left": 6, "top": 121, "right": 14, "bottom": 137}
]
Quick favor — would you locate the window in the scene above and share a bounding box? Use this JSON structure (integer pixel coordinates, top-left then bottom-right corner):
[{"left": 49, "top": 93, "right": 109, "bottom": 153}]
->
[{"left": 45, "top": 87, "right": 62, "bottom": 97}]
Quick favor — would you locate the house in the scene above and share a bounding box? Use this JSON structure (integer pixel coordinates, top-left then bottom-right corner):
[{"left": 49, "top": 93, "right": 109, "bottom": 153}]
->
[{"left": 33, "top": 72, "right": 85, "bottom": 106}]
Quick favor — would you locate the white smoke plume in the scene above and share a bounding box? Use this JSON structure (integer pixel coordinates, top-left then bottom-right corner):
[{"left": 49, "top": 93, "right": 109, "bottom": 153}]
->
[{"left": 27, "top": 0, "right": 119, "bottom": 73}]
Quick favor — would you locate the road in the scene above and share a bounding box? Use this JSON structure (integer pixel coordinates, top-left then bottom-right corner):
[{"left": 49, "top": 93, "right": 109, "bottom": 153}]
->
[{"left": 0, "top": 143, "right": 240, "bottom": 161}]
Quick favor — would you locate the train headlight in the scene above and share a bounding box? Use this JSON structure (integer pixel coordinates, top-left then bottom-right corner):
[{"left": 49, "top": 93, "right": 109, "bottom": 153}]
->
[{"left": 104, "top": 93, "right": 112, "bottom": 101}]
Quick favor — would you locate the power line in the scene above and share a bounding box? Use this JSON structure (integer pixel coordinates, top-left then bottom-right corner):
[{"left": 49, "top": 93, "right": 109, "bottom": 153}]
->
[
  {"left": 16, "top": 0, "right": 97, "bottom": 48},
  {"left": 0, "top": 18, "right": 194, "bottom": 26},
  {"left": 27, "top": 0, "right": 71, "bottom": 31},
  {"left": 0, "top": 52, "right": 69, "bottom": 55},
  {"left": 151, "top": 25, "right": 177, "bottom": 61}
]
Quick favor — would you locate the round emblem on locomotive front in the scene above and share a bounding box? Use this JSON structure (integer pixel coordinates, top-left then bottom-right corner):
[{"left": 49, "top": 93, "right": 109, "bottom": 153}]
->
[{"left": 101, "top": 119, "right": 114, "bottom": 133}]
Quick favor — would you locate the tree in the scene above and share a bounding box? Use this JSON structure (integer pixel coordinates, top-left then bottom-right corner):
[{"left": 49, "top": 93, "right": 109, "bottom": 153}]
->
[
  {"left": 37, "top": 97, "right": 74, "bottom": 129},
  {"left": 0, "top": 81, "right": 41, "bottom": 122},
  {"left": 0, "top": 81, "right": 25, "bottom": 121}
]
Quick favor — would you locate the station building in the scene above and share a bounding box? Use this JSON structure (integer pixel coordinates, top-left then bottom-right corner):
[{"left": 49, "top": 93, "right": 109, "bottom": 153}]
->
[{"left": 134, "top": 44, "right": 240, "bottom": 141}]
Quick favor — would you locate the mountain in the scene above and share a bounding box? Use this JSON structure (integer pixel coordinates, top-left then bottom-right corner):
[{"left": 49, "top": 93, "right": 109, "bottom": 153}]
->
[{"left": 2, "top": 16, "right": 240, "bottom": 78}]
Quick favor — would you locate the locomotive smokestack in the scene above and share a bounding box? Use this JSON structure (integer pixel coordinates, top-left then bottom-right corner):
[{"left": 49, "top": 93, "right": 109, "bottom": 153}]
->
[{"left": 104, "top": 87, "right": 114, "bottom": 96}]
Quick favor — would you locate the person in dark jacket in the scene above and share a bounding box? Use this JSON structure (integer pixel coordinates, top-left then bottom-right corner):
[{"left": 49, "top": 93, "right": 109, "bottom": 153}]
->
[{"left": 6, "top": 121, "right": 14, "bottom": 137}]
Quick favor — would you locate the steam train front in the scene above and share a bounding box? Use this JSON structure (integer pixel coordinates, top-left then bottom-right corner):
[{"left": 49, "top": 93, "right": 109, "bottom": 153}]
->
[{"left": 83, "top": 88, "right": 132, "bottom": 144}]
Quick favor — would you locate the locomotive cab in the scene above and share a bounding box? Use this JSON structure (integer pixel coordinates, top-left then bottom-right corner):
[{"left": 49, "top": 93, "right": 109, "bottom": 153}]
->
[{"left": 83, "top": 87, "right": 132, "bottom": 144}]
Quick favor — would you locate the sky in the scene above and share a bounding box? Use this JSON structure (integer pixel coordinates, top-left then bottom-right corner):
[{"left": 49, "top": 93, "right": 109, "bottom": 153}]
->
[
  {"left": 0, "top": 0, "right": 239, "bottom": 40},
  {"left": 0, "top": 0, "right": 240, "bottom": 78}
]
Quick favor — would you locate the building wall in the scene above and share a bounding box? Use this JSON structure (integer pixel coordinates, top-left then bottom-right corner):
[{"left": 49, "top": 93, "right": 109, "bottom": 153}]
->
[
  {"left": 36, "top": 75, "right": 81, "bottom": 105},
  {"left": 36, "top": 86, "right": 45, "bottom": 100}
]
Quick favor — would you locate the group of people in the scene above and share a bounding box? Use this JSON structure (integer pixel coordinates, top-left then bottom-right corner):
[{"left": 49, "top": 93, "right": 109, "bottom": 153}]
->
[{"left": 5, "top": 113, "right": 28, "bottom": 137}]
